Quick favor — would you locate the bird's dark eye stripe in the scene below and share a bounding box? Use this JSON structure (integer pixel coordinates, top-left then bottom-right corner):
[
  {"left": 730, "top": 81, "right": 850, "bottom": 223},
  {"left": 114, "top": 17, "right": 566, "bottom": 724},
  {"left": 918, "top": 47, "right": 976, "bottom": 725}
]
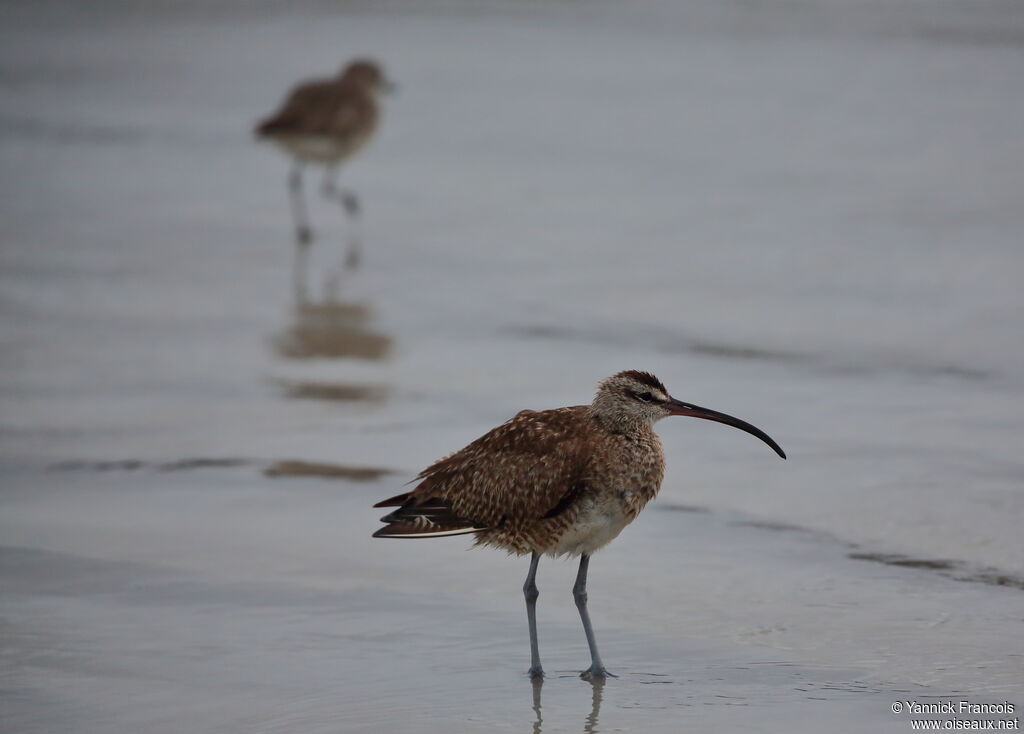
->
[{"left": 636, "top": 391, "right": 656, "bottom": 403}]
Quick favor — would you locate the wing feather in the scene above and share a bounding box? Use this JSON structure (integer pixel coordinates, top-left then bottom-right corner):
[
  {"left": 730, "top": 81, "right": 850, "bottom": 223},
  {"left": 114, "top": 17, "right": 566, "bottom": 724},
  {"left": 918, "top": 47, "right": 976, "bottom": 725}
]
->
[
  {"left": 372, "top": 406, "right": 593, "bottom": 539},
  {"left": 405, "top": 406, "right": 591, "bottom": 530},
  {"left": 256, "top": 79, "right": 366, "bottom": 138}
]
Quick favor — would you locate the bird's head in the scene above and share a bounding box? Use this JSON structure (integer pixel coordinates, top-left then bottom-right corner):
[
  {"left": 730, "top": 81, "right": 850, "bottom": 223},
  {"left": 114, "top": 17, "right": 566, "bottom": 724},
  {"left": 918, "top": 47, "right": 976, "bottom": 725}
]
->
[
  {"left": 592, "top": 370, "right": 786, "bottom": 458},
  {"left": 340, "top": 58, "right": 395, "bottom": 95}
]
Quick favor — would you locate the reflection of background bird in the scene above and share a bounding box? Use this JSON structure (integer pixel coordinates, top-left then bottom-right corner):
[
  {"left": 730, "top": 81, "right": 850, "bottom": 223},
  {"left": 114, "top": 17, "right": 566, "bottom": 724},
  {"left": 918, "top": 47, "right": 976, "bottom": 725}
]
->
[
  {"left": 271, "top": 299, "right": 392, "bottom": 361},
  {"left": 373, "top": 370, "right": 785, "bottom": 679},
  {"left": 255, "top": 59, "right": 394, "bottom": 301}
]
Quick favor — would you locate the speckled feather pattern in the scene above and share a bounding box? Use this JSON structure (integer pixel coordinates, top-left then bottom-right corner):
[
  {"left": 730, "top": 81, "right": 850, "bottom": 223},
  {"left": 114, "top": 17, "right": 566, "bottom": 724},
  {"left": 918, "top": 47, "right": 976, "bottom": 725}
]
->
[
  {"left": 372, "top": 371, "right": 785, "bottom": 679},
  {"left": 256, "top": 60, "right": 384, "bottom": 164},
  {"left": 375, "top": 371, "right": 672, "bottom": 557}
]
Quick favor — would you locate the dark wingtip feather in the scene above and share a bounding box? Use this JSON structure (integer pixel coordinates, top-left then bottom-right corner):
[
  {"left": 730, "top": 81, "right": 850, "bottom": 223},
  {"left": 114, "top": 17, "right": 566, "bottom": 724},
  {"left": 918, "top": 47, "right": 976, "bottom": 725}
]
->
[
  {"left": 255, "top": 115, "right": 292, "bottom": 138},
  {"left": 372, "top": 493, "right": 486, "bottom": 539},
  {"left": 372, "top": 524, "right": 481, "bottom": 539},
  {"left": 373, "top": 491, "right": 412, "bottom": 508}
]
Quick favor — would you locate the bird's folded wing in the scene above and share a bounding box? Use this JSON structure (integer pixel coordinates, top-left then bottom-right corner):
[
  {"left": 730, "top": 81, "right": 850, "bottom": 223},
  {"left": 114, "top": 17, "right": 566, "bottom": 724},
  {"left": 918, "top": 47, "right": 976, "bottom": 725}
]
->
[
  {"left": 409, "top": 407, "right": 591, "bottom": 529},
  {"left": 258, "top": 81, "right": 362, "bottom": 138}
]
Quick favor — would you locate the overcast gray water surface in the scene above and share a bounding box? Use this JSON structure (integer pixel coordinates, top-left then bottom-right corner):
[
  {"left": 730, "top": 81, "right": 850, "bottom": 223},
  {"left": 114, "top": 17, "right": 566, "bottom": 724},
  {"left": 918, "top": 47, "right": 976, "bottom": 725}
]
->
[{"left": 2, "top": 1, "right": 1023, "bottom": 732}]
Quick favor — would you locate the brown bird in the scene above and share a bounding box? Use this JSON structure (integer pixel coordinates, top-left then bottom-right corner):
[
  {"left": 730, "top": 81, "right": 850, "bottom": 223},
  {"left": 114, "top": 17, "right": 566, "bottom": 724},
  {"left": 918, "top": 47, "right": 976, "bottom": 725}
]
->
[
  {"left": 373, "top": 370, "right": 786, "bottom": 679},
  {"left": 255, "top": 59, "right": 393, "bottom": 300}
]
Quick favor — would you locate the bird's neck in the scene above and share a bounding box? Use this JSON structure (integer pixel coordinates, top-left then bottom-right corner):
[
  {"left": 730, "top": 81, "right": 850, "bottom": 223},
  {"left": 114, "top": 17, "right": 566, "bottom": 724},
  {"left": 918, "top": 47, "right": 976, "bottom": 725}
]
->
[{"left": 588, "top": 406, "right": 657, "bottom": 438}]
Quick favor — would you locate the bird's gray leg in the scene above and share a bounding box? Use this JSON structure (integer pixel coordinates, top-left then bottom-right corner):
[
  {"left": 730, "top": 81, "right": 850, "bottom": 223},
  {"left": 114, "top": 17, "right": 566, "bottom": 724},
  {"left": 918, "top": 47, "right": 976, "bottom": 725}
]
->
[
  {"left": 342, "top": 192, "right": 362, "bottom": 271},
  {"left": 288, "top": 163, "right": 312, "bottom": 304},
  {"left": 574, "top": 554, "right": 614, "bottom": 679},
  {"left": 321, "top": 168, "right": 361, "bottom": 218},
  {"left": 320, "top": 168, "right": 362, "bottom": 271},
  {"left": 289, "top": 162, "right": 313, "bottom": 245},
  {"left": 524, "top": 552, "right": 544, "bottom": 679}
]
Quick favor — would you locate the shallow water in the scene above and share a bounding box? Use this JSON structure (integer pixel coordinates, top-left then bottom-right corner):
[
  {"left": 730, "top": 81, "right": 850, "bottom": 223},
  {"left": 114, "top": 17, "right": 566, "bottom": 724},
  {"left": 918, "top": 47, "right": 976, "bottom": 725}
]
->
[{"left": 2, "top": 0, "right": 1023, "bottom": 731}]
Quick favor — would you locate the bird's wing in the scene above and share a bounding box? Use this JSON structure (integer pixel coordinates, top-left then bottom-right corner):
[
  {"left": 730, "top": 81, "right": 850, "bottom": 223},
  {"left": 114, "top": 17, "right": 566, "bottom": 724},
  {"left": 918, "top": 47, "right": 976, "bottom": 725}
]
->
[
  {"left": 256, "top": 80, "right": 364, "bottom": 138},
  {"left": 379, "top": 407, "right": 592, "bottom": 532}
]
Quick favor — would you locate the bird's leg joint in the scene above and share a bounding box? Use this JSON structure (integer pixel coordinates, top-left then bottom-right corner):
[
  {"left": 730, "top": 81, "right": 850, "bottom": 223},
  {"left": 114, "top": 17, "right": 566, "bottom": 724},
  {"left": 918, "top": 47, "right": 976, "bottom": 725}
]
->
[
  {"left": 523, "top": 578, "right": 539, "bottom": 604},
  {"left": 572, "top": 582, "right": 587, "bottom": 608}
]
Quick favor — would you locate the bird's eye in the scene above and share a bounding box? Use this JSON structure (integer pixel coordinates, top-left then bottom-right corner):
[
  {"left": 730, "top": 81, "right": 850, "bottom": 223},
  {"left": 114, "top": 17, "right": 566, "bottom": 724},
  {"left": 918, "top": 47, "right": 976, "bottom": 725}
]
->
[{"left": 636, "top": 391, "right": 655, "bottom": 403}]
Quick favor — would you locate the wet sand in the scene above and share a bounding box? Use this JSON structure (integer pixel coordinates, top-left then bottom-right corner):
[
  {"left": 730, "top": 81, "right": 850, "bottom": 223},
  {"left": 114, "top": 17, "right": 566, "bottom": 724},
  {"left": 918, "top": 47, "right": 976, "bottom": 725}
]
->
[
  {"left": 2, "top": 466, "right": 1018, "bottom": 734},
  {"left": 2, "top": 0, "right": 1023, "bottom": 731}
]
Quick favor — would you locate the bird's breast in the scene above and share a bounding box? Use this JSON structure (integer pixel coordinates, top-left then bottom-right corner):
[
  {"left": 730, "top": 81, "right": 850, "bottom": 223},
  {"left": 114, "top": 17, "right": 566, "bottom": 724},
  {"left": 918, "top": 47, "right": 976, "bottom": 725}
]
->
[
  {"left": 545, "top": 435, "right": 664, "bottom": 558},
  {"left": 588, "top": 431, "right": 665, "bottom": 509},
  {"left": 269, "top": 134, "right": 351, "bottom": 163},
  {"left": 545, "top": 493, "right": 632, "bottom": 557}
]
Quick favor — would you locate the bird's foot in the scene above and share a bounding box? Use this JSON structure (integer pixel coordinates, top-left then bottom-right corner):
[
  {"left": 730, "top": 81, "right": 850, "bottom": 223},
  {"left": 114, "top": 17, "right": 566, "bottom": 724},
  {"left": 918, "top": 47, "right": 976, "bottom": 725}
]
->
[
  {"left": 527, "top": 666, "right": 545, "bottom": 680},
  {"left": 579, "top": 665, "right": 616, "bottom": 681}
]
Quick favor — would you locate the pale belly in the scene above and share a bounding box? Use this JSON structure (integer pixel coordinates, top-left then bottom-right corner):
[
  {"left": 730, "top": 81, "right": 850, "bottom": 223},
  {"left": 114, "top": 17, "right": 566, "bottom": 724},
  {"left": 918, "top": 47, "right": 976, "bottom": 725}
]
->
[
  {"left": 545, "top": 495, "right": 633, "bottom": 558},
  {"left": 268, "top": 134, "right": 366, "bottom": 165}
]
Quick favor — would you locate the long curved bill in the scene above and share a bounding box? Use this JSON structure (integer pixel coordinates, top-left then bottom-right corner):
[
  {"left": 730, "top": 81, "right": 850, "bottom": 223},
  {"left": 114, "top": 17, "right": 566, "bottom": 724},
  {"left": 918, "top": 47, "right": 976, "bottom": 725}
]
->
[{"left": 667, "top": 399, "right": 786, "bottom": 459}]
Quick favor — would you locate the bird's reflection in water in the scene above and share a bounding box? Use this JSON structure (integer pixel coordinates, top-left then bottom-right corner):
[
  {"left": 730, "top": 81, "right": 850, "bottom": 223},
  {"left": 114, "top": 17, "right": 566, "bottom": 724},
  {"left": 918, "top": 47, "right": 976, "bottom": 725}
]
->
[
  {"left": 530, "top": 676, "right": 605, "bottom": 734},
  {"left": 274, "top": 377, "right": 388, "bottom": 404},
  {"left": 531, "top": 678, "right": 543, "bottom": 734},
  {"left": 272, "top": 297, "right": 392, "bottom": 361},
  {"left": 583, "top": 677, "right": 604, "bottom": 733}
]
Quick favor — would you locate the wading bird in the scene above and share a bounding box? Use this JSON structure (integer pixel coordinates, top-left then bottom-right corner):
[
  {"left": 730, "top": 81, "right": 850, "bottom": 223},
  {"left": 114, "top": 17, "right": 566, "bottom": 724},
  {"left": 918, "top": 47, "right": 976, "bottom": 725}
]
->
[
  {"left": 373, "top": 370, "right": 786, "bottom": 679},
  {"left": 255, "top": 58, "right": 393, "bottom": 300}
]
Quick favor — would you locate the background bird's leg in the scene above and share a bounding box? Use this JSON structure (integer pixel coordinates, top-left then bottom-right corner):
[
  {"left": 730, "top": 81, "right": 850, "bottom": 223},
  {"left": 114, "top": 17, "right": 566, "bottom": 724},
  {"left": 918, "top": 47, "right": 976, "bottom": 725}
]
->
[
  {"left": 524, "top": 552, "right": 544, "bottom": 679},
  {"left": 288, "top": 163, "right": 312, "bottom": 305},
  {"left": 289, "top": 162, "right": 313, "bottom": 245},
  {"left": 320, "top": 168, "right": 362, "bottom": 273},
  {"left": 292, "top": 241, "right": 309, "bottom": 305},
  {"left": 573, "top": 554, "right": 613, "bottom": 679}
]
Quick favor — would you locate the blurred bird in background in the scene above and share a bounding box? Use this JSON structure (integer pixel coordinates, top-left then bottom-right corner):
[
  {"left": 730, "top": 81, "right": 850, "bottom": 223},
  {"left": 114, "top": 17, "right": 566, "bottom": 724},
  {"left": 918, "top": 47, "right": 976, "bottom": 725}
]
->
[{"left": 256, "top": 58, "right": 394, "bottom": 301}]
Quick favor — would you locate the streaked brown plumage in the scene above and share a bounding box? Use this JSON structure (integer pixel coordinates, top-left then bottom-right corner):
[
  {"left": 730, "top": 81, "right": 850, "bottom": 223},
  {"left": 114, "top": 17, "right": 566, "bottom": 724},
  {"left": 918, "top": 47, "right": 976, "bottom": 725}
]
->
[
  {"left": 255, "top": 59, "right": 393, "bottom": 298},
  {"left": 373, "top": 370, "right": 786, "bottom": 679},
  {"left": 256, "top": 59, "right": 388, "bottom": 164}
]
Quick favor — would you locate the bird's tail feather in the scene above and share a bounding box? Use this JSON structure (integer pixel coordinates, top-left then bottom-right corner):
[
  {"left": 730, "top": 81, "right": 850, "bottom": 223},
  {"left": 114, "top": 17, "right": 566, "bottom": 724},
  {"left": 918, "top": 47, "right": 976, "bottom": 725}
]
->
[
  {"left": 254, "top": 116, "right": 293, "bottom": 138},
  {"left": 372, "top": 524, "right": 481, "bottom": 539},
  {"left": 373, "top": 491, "right": 413, "bottom": 508},
  {"left": 372, "top": 495, "right": 484, "bottom": 539}
]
